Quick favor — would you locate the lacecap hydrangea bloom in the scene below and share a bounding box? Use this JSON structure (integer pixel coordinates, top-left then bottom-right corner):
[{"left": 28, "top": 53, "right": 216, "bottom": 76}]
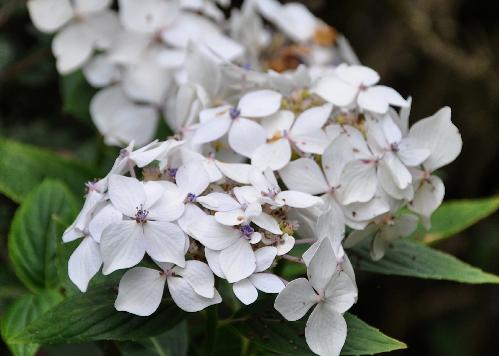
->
[{"left": 29, "top": 1, "right": 463, "bottom": 355}]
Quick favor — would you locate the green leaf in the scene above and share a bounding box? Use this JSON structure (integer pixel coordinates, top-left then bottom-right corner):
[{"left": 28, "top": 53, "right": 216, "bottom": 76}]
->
[
  {"left": 120, "top": 321, "right": 188, "bottom": 356},
  {"left": 413, "top": 197, "right": 499, "bottom": 244},
  {"left": 1, "top": 290, "right": 63, "bottom": 356},
  {"left": 0, "top": 138, "right": 100, "bottom": 202},
  {"left": 8, "top": 179, "right": 78, "bottom": 292},
  {"left": 11, "top": 284, "right": 185, "bottom": 344},
  {"left": 350, "top": 238, "right": 499, "bottom": 284},
  {"left": 60, "top": 71, "right": 95, "bottom": 124},
  {"left": 230, "top": 299, "right": 406, "bottom": 355}
]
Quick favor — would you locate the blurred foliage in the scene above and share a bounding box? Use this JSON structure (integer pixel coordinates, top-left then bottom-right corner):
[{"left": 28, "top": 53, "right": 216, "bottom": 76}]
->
[{"left": 0, "top": 0, "right": 498, "bottom": 355}]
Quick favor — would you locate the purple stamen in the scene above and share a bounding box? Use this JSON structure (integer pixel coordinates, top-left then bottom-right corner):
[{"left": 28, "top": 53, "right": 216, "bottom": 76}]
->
[
  {"left": 135, "top": 205, "right": 149, "bottom": 224},
  {"left": 239, "top": 224, "right": 255, "bottom": 237},
  {"left": 167, "top": 167, "right": 178, "bottom": 178},
  {"left": 229, "top": 107, "right": 241, "bottom": 120},
  {"left": 242, "top": 63, "right": 252, "bottom": 70},
  {"left": 390, "top": 142, "right": 399, "bottom": 152},
  {"left": 119, "top": 148, "right": 130, "bottom": 158},
  {"left": 185, "top": 193, "right": 197, "bottom": 203}
]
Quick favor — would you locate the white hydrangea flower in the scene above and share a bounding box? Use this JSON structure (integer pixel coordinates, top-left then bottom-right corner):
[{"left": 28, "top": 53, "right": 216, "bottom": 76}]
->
[
  {"left": 251, "top": 104, "right": 332, "bottom": 170},
  {"left": 100, "top": 175, "right": 187, "bottom": 274},
  {"left": 344, "top": 212, "right": 419, "bottom": 260},
  {"left": 191, "top": 90, "right": 282, "bottom": 157},
  {"left": 115, "top": 260, "right": 221, "bottom": 315},
  {"left": 406, "top": 107, "right": 462, "bottom": 224},
  {"left": 275, "top": 239, "right": 357, "bottom": 356},
  {"left": 313, "top": 64, "right": 409, "bottom": 114},
  {"left": 28, "top": 0, "right": 119, "bottom": 74}
]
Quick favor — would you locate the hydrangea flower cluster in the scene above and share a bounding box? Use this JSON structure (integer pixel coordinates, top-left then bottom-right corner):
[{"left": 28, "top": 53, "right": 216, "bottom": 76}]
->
[{"left": 30, "top": 1, "right": 463, "bottom": 355}]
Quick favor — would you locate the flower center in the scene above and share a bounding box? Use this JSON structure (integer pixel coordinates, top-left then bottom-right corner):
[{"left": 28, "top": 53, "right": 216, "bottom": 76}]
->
[
  {"left": 135, "top": 205, "right": 149, "bottom": 224},
  {"left": 185, "top": 193, "right": 197, "bottom": 203},
  {"left": 167, "top": 167, "right": 178, "bottom": 179},
  {"left": 239, "top": 224, "right": 255, "bottom": 237},
  {"left": 229, "top": 107, "right": 241, "bottom": 120},
  {"left": 390, "top": 142, "right": 399, "bottom": 152}
]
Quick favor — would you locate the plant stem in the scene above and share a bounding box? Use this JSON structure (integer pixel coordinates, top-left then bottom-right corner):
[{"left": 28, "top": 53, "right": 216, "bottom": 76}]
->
[
  {"left": 281, "top": 254, "right": 305, "bottom": 264},
  {"left": 294, "top": 237, "right": 317, "bottom": 245}
]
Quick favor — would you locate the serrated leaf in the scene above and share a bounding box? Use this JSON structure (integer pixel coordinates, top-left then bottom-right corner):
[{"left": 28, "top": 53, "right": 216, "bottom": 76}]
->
[
  {"left": 60, "top": 71, "right": 95, "bottom": 124},
  {"left": 230, "top": 299, "right": 406, "bottom": 355},
  {"left": 1, "top": 290, "right": 63, "bottom": 356},
  {"left": 8, "top": 179, "right": 78, "bottom": 292},
  {"left": 0, "top": 138, "right": 100, "bottom": 202},
  {"left": 11, "top": 284, "right": 185, "bottom": 344},
  {"left": 350, "top": 238, "right": 499, "bottom": 284},
  {"left": 413, "top": 197, "right": 499, "bottom": 244}
]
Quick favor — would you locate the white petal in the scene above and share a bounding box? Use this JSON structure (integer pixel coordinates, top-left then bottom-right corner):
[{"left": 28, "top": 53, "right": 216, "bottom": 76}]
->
[
  {"left": 90, "top": 86, "right": 159, "bottom": 147},
  {"left": 251, "top": 213, "right": 282, "bottom": 234},
  {"left": 143, "top": 221, "right": 186, "bottom": 267},
  {"left": 274, "top": 278, "right": 316, "bottom": 321},
  {"left": 27, "top": 0, "right": 73, "bottom": 33},
  {"left": 83, "top": 54, "right": 120, "bottom": 88},
  {"left": 249, "top": 273, "right": 284, "bottom": 293},
  {"left": 88, "top": 204, "right": 122, "bottom": 243},
  {"left": 176, "top": 161, "right": 210, "bottom": 196},
  {"left": 228, "top": 118, "right": 267, "bottom": 158},
  {"left": 122, "top": 49, "right": 172, "bottom": 105},
  {"left": 204, "top": 32, "right": 244, "bottom": 62},
  {"left": 336, "top": 63, "right": 379, "bottom": 86},
  {"left": 409, "top": 175, "right": 445, "bottom": 218},
  {"left": 196, "top": 192, "right": 240, "bottom": 212},
  {"left": 397, "top": 138, "right": 431, "bottom": 167},
  {"left": 313, "top": 75, "right": 357, "bottom": 107},
  {"left": 119, "top": 0, "right": 179, "bottom": 33},
  {"left": 316, "top": 200, "right": 346, "bottom": 251},
  {"left": 276, "top": 190, "right": 322, "bottom": 209},
  {"left": 276, "top": 234, "right": 295, "bottom": 256},
  {"left": 115, "top": 267, "right": 166, "bottom": 316},
  {"left": 377, "top": 159, "right": 413, "bottom": 200},
  {"left": 191, "top": 116, "right": 231, "bottom": 144},
  {"left": 173, "top": 260, "right": 214, "bottom": 298},
  {"left": 279, "top": 158, "right": 329, "bottom": 195},
  {"left": 147, "top": 182, "right": 185, "bottom": 222},
  {"left": 215, "top": 210, "right": 247, "bottom": 226},
  {"left": 233, "top": 278, "right": 258, "bottom": 305},
  {"left": 204, "top": 248, "right": 225, "bottom": 278},
  {"left": 382, "top": 151, "right": 412, "bottom": 190},
  {"left": 215, "top": 161, "right": 252, "bottom": 184},
  {"left": 68, "top": 237, "right": 102, "bottom": 292},
  {"left": 251, "top": 139, "right": 291, "bottom": 171},
  {"left": 255, "top": 246, "right": 278, "bottom": 272},
  {"left": 292, "top": 130, "right": 330, "bottom": 155},
  {"left": 180, "top": 205, "right": 240, "bottom": 250},
  {"left": 167, "top": 276, "right": 221, "bottom": 312},
  {"left": 371, "top": 234, "right": 389, "bottom": 261},
  {"left": 343, "top": 194, "right": 391, "bottom": 225},
  {"left": 63, "top": 190, "right": 103, "bottom": 242},
  {"left": 260, "top": 110, "right": 294, "bottom": 138},
  {"left": 52, "top": 22, "right": 93, "bottom": 74},
  {"left": 308, "top": 238, "right": 337, "bottom": 292},
  {"left": 337, "top": 160, "right": 378, "bottom": 204},
  {"left": 74, "top": 0, "right": 110, "bottom": 14},
  {"left": 325, "top": 272, "right": 358, "bottom": 313},
  {"left": 409, "top": 107, "right": 462, "bottom": 172},
  {"left": 343, "top": 224, "right": 378, "bottom": 248},
  {"left": 291, "top": 103, "right": 332, "bottom": 136},
  {"left": 238, "top": 90, "right": 282, "bottom": 118},
  {"left": 100, "top": 221, "right": 145, "bottom": 274},
  {"left": 219, "top": 238, "right": 256, "bottom": 283},
  {"left": 108, "top": 175, "right": 145, "bottom": 217},
  {"left": 305, "top": 304, "right": 347, "bottom": 356}
]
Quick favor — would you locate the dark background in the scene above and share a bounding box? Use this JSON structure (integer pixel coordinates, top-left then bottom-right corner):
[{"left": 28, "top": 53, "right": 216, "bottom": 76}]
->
[{"left": 1, "top": 0, "right": 498, "bottom": 355}]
